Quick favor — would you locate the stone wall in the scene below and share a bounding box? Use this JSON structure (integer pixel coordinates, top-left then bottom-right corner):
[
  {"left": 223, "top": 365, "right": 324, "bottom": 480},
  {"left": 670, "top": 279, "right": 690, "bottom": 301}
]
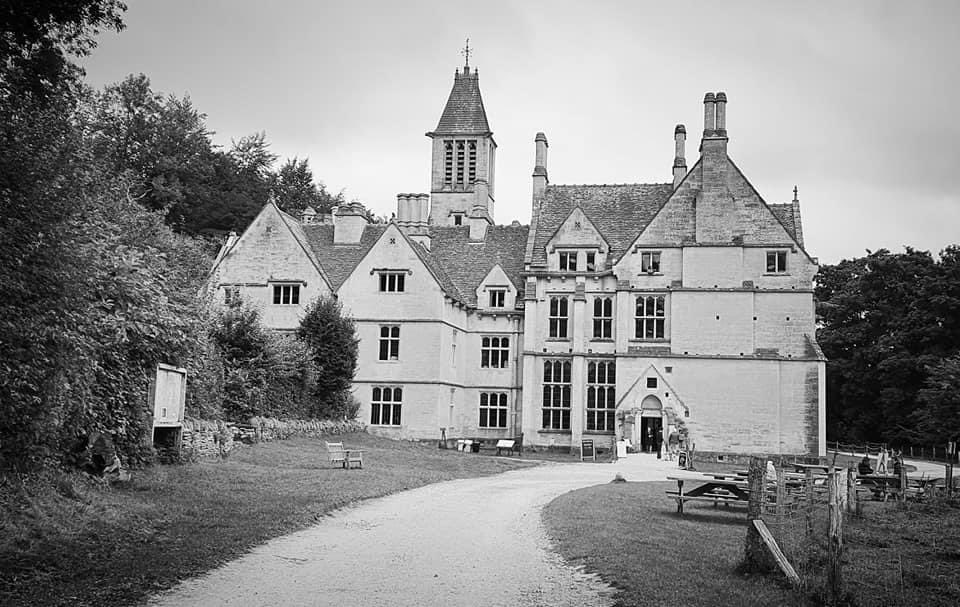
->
[{"left": 176, "top": 417, "right": 366, "bottom": 461}]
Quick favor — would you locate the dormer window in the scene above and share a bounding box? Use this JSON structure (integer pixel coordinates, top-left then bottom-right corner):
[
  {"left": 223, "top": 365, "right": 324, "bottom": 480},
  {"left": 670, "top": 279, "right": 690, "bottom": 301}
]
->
[
  {"left": 586, "top": 252, "right": 596, "bottom": 272},
  {"left": 488, "top": 289, "right": 506, "bottom": 308},
  {"left": 766, "top": 250, "right": 787, "bottom": 273},
  {"left": 640, "top": 251, "right": 661, "bottom": 274},
  {"left": 559, "top": 251, "right": 578, "bottom": 272},
  {"left": 379, "top": 271, "right": 406, "bottom": 292}
]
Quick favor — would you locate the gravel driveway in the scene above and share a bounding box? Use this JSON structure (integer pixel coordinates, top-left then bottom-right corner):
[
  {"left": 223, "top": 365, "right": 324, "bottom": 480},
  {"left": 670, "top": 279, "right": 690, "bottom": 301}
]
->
[{"left": 148, "top": 455, "right": 675, "bottom": 606}]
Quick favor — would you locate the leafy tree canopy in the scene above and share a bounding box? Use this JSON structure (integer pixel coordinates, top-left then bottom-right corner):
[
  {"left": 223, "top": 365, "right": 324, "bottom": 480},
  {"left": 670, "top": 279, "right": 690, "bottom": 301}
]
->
[{"left": 816, "top": 246, "right": 960, "bottom": 445}]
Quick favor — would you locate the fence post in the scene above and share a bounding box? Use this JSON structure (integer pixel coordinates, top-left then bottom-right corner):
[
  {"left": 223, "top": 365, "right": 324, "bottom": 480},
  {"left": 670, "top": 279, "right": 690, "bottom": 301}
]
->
[
  {"left": 828, "top": 470, "right": 844, "bottom": 603},
  {"left": 847, "top": 468, "right": 859, "bottom": 517},
  {"left": 899, "top": 459, "right": 908, "bottom": 503},
  {"left": 805, "top": 468, "right": 815, "bottom": 537},
  {"left": 744, "top": 456, "right": 770, "bottom": 571}
]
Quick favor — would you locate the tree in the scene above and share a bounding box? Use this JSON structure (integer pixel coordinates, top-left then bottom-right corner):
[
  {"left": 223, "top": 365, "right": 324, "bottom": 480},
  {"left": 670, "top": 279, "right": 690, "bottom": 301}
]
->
[
  {"left": 272, "top": 157, "right": 344, "bottom": 214},
  {"left": 816, "top": 247, "right": 960, "bottom": 445},
  {"left": 0, "top": 0, "right": 126, "bottom": 99},
  {"left": 296, "top": 296, "right": 359, "bottom": 418},
  {"left": 915, "top": 355, "right": 960, "bottom": 444}
]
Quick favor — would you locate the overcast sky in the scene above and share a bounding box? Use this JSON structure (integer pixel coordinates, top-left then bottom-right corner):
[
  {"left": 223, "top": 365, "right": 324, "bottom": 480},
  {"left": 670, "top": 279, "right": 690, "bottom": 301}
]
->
[{"left": 82, "top": 0, "right": 959, "bottom": 264}]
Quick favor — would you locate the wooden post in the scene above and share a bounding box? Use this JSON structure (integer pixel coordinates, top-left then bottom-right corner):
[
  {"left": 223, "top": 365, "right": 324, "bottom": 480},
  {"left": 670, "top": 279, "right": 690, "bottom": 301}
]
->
[
  {"left": 775, "top": 465, "right": 785, "bottom": 519},
  {"left": 828, "top": 470, "right": 844, "bottom": 602},
  {"left": 805, "top": 468, "right": 815, "bottom": 537},
  {"left": 744, "top": 456, "right": 771, "bottom": 571},
  {"left": 847, "top": 468, "right": 859, "bottom": 517},
  {"left": 899, "top": 458, "right": 908, "bottom": 503}
]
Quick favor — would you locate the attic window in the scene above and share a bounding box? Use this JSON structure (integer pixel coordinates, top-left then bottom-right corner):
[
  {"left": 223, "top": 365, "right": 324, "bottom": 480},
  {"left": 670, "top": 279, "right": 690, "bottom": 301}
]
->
[
  {"left": 586, "top": 252, "right": 596, "bottom": 272},
  {"left": 559, "top": 251, "right": 578, "bottom": 272},
  {"left": 647, "top": 377, "right": 658, "bottom": 389},
  {"left": 766, "top": 250, "right": 787, "bottom": 273},
  {"left": 453, "top": 213, "right": 464, "bottom": 226},
  {"left": 272, "top": 284, "right": 300, "bottom": 305},
  {"left": 488, "top": 289, "right": 506, "bottom": 308},
  {"left": 640, "top": 251, "right": 661, "bottom": 274},
  {"left": 379, "top": 272, "right": 406, "bottom": 292}
]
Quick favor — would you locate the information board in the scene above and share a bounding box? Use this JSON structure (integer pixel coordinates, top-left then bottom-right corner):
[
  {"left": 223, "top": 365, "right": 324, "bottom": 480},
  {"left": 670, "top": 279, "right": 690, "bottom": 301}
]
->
[{"left": 581, "top": 439, "right": 596, "bottom": 462}]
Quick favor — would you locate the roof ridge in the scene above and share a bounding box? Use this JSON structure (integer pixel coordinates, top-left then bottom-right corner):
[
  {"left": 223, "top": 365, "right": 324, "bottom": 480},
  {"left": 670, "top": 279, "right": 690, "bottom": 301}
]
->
[{"left": 549, "top": 182, "right": 673, "bottom": 188}]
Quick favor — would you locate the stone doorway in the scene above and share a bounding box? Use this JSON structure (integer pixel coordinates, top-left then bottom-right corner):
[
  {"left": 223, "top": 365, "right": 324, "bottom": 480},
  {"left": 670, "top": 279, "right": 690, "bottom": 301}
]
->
[{"left": 640, "top": 395, "right": 663, "bottom": 453}]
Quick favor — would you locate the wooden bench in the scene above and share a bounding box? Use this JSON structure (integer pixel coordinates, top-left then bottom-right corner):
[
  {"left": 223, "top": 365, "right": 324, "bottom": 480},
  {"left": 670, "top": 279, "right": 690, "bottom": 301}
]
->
[{"left": 326, "top": 441, "right": 363, "bottom": 469}]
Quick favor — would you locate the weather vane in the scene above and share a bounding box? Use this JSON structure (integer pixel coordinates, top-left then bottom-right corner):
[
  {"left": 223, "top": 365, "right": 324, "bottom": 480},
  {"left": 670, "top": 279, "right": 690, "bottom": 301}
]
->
[{"left": 461, "top": 38, "right": 471, "bottom": 67}]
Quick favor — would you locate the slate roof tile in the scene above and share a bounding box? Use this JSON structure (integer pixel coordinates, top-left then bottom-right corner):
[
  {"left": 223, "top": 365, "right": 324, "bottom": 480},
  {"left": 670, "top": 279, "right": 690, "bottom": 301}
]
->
[
  {"left": 768, "top": 203, "right": 798, "bottom": 242},
  {"left": 430, "top": 67, "right": 491, "bottom": 135},
  {"left": 301, "top": 224, "right": 387, "bottom": 290},
  {"left": 530, "top": 183, "right": 675, "bottom": 267},
  {"left": 429, "top": 225, "right": 530, "bottom": 306}
]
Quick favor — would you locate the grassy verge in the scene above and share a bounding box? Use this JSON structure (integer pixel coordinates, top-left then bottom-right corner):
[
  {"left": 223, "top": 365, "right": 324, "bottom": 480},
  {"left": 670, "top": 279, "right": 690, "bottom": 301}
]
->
[
  {"left": 544, "top": 481, "right": 811, "bottom": 607},
  {"left": 544, "top": 481, "right": 960, "bottom": 607},
  {"left": 1, "top": 432, "right": 538, "bottom": 607}
]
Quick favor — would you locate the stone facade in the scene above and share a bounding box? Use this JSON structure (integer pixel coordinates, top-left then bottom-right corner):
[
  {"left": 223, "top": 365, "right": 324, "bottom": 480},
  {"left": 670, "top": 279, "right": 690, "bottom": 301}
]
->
[{"left": 209, "top": 63, "right": 826, "bottom": 457}]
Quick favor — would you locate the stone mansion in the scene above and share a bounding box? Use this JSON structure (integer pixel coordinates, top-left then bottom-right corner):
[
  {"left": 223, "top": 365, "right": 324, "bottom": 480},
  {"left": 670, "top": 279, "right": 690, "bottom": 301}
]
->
[{"left": 210, "top": 61, "right": 826, "bottom": 457}]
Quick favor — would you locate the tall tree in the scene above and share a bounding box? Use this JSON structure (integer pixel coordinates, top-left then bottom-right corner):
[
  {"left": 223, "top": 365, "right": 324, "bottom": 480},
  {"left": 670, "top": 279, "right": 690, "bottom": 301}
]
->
[
  {"left": 816, "top": 247, "right": 960, "bottom": 445},
  {"left": 0, "top": 0, "right": 126, "bottom": 99},
  {"left": 272, "top": 157, "right": 343, "bottom": 214}
]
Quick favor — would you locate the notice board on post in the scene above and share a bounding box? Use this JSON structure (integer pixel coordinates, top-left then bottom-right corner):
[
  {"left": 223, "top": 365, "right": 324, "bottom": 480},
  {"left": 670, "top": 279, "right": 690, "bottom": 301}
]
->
[{"left": 581, "top": 439, "right": 596, "bottom": 462}]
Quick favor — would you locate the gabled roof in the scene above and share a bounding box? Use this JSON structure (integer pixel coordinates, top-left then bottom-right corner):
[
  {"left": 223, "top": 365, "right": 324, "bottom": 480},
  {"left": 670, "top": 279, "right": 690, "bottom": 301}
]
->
[
  {"left": 300, "top": 224, "right": 387, "bottom": 290},
  {"left": 429, "top": 225, "right": 529, "bottom": 306},
  {"left": 768, "top": 203, "right": 799, "bottom": 243},
  {"left": 530, "top": 183, "right": 675, "bottom": 267},
  {"left": 428, "top": 66, "right": 491, "bottom": 135}
]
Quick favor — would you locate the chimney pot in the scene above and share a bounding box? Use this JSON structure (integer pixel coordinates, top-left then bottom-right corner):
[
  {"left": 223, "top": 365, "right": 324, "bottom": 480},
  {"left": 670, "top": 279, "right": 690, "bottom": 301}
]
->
[
  {"left": 674, "top": 124, "right": 686, "bottom": 135},
  {"left": 715, "top": 91, "right": 727, "bottom": 136},
  {"left": 703, "top": 92, "right": 717, "bottom": 136}
]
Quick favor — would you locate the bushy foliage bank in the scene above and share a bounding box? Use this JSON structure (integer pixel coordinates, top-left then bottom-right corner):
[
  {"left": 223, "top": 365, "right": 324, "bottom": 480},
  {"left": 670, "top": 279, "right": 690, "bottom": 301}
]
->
[{"left": 0, "top": 3, "right": 358, "bottom": 471}]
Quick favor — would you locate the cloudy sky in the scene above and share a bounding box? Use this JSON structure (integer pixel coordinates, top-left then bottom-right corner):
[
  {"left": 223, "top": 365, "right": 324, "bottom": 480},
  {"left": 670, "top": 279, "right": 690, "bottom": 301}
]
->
[{"left": 83, "top": 0, "right": 959, "bottom": 264}]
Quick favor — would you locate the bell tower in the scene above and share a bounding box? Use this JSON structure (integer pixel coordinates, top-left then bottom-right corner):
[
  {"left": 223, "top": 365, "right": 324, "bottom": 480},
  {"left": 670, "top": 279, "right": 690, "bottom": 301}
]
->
[{"left": 426, "top": 41, "right": 496, "bottom": 226}]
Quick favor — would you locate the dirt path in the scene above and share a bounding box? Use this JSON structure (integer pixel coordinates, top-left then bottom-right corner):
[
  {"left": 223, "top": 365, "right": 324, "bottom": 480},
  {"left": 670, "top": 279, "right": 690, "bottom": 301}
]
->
[{"left": 147, "top": 455, "right": 675, "bottom": 607}]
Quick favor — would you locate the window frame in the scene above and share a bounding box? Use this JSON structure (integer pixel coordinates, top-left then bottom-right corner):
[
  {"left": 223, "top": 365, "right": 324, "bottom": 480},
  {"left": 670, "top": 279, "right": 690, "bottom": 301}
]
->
[
  {"left": 634, "top": 294, "right": 666, "bottom": 340},
  {"left": 378, "top": 325, "right": 400, "bottom": 361},
  {"left": 586, "top": 360, "right": 616, "bottom": 433},
  {"left": 558, "top": 250, "right": 578, "bottom": 272},
  {"left": 488, "top": 288, "right": 506, "bottom": 308},
  {"left": 479, "top": 392, "right": 508, "bottom": 428},
  {"left": 548, "top": 295, "right": 569, "bottom": 339},
  {"left": 480, "top": 335, "right": 510, "bottom": 369},
  {"left": 378, "top": 271, "right": 406, "bottom": 292},
  {"left": 766, "top": 250, "right": 788, "bottom": 273},
  {"left": 272, "top": 283, "right": 300, "bottom": 305},
  {"left": 542, "top": 360, "right": 572, "bottom": 430},
  {"left": 592, "top": 296, "right": 613, "bottom": 340},
  {"left": 585, "top": 251, "right": 597, "bottom": 272},
  {"left": 370, "top": 386, "right": 402, "bottom": 426},
  {"left": 640, "top": 251, "right": 662, "bottom": 274}
]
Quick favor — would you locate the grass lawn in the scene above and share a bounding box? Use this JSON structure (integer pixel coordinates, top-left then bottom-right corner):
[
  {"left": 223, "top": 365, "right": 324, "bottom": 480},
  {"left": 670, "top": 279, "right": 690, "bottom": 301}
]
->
[
  {"left": 543, "top": 481, "right": 805, "bottom": 607},
  {"left": 0, "top": 432, "right": 538, "bottom": 607},
  {"left": 544, "top": 481, "right": 960, "bottom": 607}
]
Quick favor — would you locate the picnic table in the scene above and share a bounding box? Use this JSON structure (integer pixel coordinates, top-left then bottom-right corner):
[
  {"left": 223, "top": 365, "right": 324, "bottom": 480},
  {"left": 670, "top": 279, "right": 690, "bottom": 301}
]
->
[{"left": 666, "top": 474, "right": 750, "bottom": 515}]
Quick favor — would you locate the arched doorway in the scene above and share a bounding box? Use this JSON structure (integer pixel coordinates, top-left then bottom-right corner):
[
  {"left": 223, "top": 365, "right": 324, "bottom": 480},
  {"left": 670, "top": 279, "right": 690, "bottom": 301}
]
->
[{"left": 640, "top": 395, "right": 663, "bottom": 453}]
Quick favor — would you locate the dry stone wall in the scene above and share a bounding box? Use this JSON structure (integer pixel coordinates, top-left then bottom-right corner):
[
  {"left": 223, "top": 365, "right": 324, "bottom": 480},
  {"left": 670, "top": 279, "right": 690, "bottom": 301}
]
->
[{"left": 178, "top": 417, "right": 366, "bottom": 460}]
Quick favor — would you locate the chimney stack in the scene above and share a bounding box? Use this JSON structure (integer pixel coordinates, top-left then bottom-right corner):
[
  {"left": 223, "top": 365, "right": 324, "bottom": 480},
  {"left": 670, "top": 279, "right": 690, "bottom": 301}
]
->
[
  {"left": 703, "top": 92, "right": 716, "bottom": 137},
  {"left": 672, "top": 124, "right": 687, "bottom": 189},
  {"left": 532, "top": 132, "right": 549, "bottom": 201},
  {"left": 715, "top": 92, "right": 727, "bottom": 136},
  {"left": 696, "top": 91, "right": 732, "bottom": 243}
]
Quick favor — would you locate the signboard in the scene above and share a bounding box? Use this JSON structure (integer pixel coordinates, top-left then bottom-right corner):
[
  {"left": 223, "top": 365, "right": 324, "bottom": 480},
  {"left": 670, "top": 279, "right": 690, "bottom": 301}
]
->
[
  {"left": 152, "top": 363, "right": 186, "bottom": 427},
  {"left": 677, "top": 450, "right": 688, "bottom": 469},
  {"left": 581, "top": 439, "right": 596, "bottom": 462}
]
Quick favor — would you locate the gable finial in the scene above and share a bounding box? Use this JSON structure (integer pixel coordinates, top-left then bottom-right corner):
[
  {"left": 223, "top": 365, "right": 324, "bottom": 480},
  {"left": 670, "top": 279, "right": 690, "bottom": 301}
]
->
[
  {"left": 793, "top": 185, "right": 798, "bottom": 202},
  {"left": 461, "top": 38, "right": 471, "bottom": 68}
]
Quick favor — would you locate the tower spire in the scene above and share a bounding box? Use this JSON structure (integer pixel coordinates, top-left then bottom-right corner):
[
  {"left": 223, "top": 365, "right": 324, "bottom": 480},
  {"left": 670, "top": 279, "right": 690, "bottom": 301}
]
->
[{"left": 460, "top": 38, "right": 471, "bottom": 68}]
